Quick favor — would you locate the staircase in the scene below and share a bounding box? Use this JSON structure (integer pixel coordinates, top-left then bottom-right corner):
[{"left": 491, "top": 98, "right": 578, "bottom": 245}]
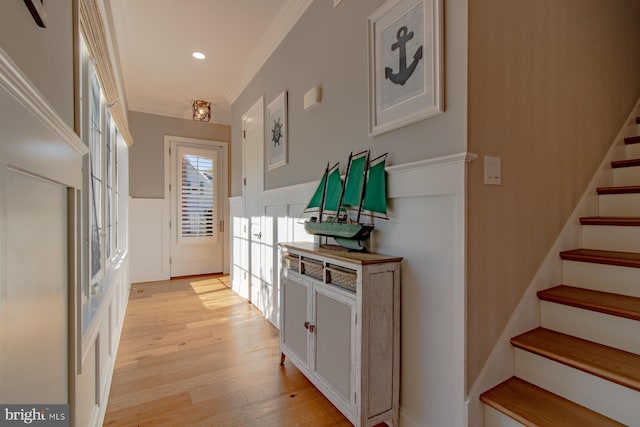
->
[{"left": 480, "top": 122, "right": 640, "bottom": 426}]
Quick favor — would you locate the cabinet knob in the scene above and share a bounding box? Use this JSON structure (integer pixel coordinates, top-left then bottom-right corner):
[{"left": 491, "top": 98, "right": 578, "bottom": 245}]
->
[
  {"left": 308, "top": 324, "right": 315, "bottom": 333},
  {"left": 304, "top": 321, "right": 310, "bottom": 330}
]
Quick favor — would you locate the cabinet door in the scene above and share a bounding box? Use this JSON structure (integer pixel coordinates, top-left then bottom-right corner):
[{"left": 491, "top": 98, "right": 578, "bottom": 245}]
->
[
  {"left": 312, "top": 287, "right": 355, "bottom": 404},
  {"left": 282, "top": 274, "right": 311, "bottom": 366}
]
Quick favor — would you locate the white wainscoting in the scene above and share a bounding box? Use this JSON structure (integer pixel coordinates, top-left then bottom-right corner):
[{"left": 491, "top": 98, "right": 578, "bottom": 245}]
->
[
  {"left": 0, "top": 46, "right": 131, "bottom": 427},
  {"left": 130, "top": 197, "right": 231, "bottom": 283},
  {"left": 231, "top": 152, "right": 476, "bottom": 427},
  {"left": 129, "top": 198, "right": 170, "bottom": 283}
]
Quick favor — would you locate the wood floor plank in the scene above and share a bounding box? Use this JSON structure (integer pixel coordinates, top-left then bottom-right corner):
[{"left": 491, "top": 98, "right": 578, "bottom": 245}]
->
[{"left": 104, "top": 275, "right": 364, "bottom": 426}]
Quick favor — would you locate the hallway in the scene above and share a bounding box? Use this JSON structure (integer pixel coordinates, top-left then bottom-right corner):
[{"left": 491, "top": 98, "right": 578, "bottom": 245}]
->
[{"left": 103, "top": 275, "right": 352, "bottom": 426}]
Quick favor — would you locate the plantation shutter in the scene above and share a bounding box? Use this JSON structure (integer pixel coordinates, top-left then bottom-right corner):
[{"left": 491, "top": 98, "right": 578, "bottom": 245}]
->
[{"left": 178, "top": 147, "right": 217, "bottom": 242}]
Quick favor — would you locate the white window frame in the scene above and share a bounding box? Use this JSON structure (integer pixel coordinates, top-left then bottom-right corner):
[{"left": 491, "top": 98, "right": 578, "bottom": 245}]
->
[{"left": 79, "top": 35, "right": 124, "bottom": 337}]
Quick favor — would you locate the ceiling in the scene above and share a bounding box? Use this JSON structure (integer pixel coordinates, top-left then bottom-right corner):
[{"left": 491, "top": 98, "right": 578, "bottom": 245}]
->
[{"left": 105, "top": 0, "right": 311, "bottom": 125}]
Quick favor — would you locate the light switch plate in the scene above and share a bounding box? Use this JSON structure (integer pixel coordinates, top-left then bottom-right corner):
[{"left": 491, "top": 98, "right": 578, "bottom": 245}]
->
[{"left": 484, "top": 155, "right": 501, "bottom": 185}]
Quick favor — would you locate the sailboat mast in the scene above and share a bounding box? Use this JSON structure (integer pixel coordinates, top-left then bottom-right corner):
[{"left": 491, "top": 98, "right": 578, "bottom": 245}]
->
[
  {"left": 318, "top": 163, "right": 329, "bottom": 223},
  {"left": 356, "top": 150, "right": 370, "bottom": 223},
  {"left": 336, "top": 152, "right": 352, "bottom": 219}
]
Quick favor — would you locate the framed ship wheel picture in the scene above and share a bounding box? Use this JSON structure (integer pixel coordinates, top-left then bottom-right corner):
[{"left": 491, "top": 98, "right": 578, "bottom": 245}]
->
[{"left": 266, "top": 91, "right": 288, "bottom": 170}]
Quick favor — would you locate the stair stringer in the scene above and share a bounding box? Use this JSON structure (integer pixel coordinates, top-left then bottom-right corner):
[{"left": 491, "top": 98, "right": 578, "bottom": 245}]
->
[{"left": 464, "top": 97, "right": 640, "bottom": 427}]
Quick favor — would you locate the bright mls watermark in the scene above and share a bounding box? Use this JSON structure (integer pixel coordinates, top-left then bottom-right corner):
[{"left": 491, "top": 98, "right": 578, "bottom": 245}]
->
[{"left": 1, "top": 405, "right": 68, "bottom": 426}]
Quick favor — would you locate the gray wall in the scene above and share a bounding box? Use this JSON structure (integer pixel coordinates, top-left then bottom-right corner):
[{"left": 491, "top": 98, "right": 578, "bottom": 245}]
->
[
  {"left": 231, "top": 0, "right": 467, "bottom": 195},
  {"left": 0, "top": 0, "right": 74, "bottom": 127},
  {"left": 128, "top": 111, "right": 231, "bottom": 198}
]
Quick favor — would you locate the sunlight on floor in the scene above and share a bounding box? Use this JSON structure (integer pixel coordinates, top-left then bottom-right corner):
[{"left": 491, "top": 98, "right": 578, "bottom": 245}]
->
[{"left": 189, "top": 275, "right": 237, "bottom": 309}]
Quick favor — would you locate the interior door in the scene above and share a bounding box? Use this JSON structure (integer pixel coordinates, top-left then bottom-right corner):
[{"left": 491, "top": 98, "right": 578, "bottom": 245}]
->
[
  {"left": 170, "top": 143, "right": 223, "bottom": 277},
  {"left": 242, "top": 97, "right": 266, "bottom": 309}
]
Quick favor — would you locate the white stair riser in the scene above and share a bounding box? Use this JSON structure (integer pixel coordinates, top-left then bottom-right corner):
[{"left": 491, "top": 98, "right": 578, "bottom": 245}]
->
[
  {"left": 613, "top": 166, "right": 640, "bottom": 186},
  {"left": 562, "top": 260, "right": 640, "bottom": 298},
  {"left": 514, "top": 349, "right": 638, "bottom": 425},
  {"left": 598, "top": 193, "right": 640, "bottom": 216},
  {"left": 627, "top": 143, "right": 640, "bottom": 159},
  {"left": 485, "top": 405, "right": 524, "bottom": 427},
  {"left": 581, "top": 224, "right": 640, "bottom": 253},
  {"left": 540, "top": 301, "right": 640, "bottom": 355}
]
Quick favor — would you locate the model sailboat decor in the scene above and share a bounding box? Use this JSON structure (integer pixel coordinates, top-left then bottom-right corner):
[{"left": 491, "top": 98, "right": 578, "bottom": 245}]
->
[{"left": 304, "top": 150, "right": 388, "bottom": 250}]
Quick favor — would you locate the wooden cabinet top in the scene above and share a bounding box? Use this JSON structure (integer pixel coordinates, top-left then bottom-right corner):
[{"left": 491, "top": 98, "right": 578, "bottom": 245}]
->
[{"left": 279, "top": 242, "right": 403, "bottom": 266}]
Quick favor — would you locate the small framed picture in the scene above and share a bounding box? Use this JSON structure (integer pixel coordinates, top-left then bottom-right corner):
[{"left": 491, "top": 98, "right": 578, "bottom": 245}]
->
[
  {"left": 24, "top": 0, "right": 47, "bottom": 28},
  {"left": 368, "top": 0, "right": 443, "bottom": 136},
  {"left": 266, "top": 91, "right": 288, "bottom": 170}
]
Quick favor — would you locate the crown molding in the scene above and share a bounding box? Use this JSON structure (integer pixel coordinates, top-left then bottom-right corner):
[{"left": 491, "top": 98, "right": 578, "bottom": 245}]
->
[{"left": 227, "top": 0, "right": 314, "bottom": 104}]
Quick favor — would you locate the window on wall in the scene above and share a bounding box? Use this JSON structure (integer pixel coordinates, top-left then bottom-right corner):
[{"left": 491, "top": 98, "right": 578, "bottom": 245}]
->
[
  {"left": 80, "top": 36, "right": 123, "bottom": 335},
  {"left": 89, "top": 65, "right": 103, "bottom": 287},
  {"left": 179, "top": 148, "right": 216, "bottom": 241}
]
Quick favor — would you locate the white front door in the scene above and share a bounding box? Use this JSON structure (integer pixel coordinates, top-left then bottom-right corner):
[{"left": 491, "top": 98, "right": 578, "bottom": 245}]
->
[{"left": 169, "top": 140, "right": 224, "bottom": 277}]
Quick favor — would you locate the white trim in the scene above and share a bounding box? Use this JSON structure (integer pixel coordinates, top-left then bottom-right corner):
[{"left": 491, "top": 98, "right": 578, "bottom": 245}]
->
[
  {"left": 261, "top": 152, "right": 478, "bottom": 207},
  {"left": 228, "top": 0, "right": 314, "bottom": 104},
  {"left": 464, "top": 96, "right": 640, "bottom": 427},
  {"left": 0, "top": 47, "right": 86, "bottom": 156}
]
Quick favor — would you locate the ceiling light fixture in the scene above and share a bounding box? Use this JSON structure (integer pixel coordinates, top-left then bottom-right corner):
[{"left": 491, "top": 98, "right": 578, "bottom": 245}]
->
[
  {"left": 192, "top": 100, "right": 211, "bottom": 122},
  {"left": 192, "top": 52, "right": 206, "bottom": 60}
]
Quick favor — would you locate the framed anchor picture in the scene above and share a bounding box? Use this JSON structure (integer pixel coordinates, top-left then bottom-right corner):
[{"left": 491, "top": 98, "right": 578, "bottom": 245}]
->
[
  {"left": 368, "top": 0, "right": 443, "bottom": 136},
  {"left": 266, "top": 91, "right": 288, "bottom": 170}
]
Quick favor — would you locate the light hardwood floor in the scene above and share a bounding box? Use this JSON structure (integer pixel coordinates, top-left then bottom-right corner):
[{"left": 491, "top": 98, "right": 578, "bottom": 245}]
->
[{"left": 103, "top": 275, "right": 356, "bottom": 426}]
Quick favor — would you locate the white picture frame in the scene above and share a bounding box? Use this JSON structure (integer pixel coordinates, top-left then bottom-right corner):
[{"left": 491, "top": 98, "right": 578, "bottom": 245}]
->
[
  {"left": 368, "top": 0, "right": 443, "bottom": 136},
  {"left": 266, "top": 91, "right": 288, "bottom": 170}
]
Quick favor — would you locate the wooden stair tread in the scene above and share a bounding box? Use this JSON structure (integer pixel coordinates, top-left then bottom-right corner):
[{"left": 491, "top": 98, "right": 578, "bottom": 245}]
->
[
  {"left": 625, "top": 136, "right": 640, "bottom": 144},
  {"left": 511, "top": 328, "right": 640, "bottom": 392},
  {"left": 611, "top": 158, "right": 640, "bottom": 168},
  {"left": 538, "top": 285, "right": 640, "bottom": 321},
  {"left": 597, "top": 185, "right": 640, "bottom": 195},
  {"left": 560, "top": 248, "right": 640, "bottom": 268},
  {"left": 580, "top": 216, "right": 640, "bottom": 226},
  {"left": 480, "top": 377, "right": 625, "bottom": 427}
]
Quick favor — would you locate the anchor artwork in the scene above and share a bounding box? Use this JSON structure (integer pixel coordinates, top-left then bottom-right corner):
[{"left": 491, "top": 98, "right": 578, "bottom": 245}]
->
[{"left": 385, "top": 26, "right": 423, "bottom": 86}]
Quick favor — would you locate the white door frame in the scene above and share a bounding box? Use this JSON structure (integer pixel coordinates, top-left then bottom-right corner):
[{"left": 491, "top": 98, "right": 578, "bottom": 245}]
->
[{"left": 163, "top": 135, "right": 230, "bottom": 277}]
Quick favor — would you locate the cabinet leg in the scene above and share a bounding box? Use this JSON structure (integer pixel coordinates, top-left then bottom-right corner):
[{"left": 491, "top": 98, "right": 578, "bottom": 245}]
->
[{"left": 280, "top": 352, "right": 286, "bottom": 365}]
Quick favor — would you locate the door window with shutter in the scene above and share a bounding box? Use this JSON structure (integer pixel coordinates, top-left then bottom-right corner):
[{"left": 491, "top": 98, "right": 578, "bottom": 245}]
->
[{"left": 177, "top": 147, "right": 218, "bottom": 244}]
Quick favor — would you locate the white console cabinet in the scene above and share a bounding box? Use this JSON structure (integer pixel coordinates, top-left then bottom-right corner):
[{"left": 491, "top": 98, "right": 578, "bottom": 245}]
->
[{"left": 279, "top": 242, "right": 402, "bottom": 427}]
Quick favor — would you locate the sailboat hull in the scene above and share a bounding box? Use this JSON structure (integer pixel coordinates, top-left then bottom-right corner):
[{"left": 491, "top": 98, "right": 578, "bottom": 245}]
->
[{"left": 304, "top": 220, "right": 373, "bottom": 240}]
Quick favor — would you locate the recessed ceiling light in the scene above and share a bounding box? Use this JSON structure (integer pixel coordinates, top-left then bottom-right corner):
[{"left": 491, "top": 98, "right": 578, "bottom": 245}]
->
[{"left": 192, "top": 52, "right": 206, "bottom": 60}]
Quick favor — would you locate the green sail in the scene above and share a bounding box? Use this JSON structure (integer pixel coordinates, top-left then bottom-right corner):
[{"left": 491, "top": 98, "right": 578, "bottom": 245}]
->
[
  {"left": 362, "top": 157, "right": 387, "bottom": 215},
  {"left": 305, "top": 165, "right": 327, "bottom": 211},
  {"left": 323, "top": 165, "right": 342, "bottom": 212},
  {"left": 342, "top": 154, "right": 366, "bottom": 208}
]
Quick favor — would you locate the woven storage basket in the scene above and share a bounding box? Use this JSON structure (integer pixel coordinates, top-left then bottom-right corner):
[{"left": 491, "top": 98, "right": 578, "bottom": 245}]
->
[
  {"left": 282, "top": 254, "right": 300, "bottom": 272},
  {"left": 326, "top": 264, "right": 357, "bottom": 292},
  {"left": 301, "top": 257, "right": 324, "bottom": 281}
]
